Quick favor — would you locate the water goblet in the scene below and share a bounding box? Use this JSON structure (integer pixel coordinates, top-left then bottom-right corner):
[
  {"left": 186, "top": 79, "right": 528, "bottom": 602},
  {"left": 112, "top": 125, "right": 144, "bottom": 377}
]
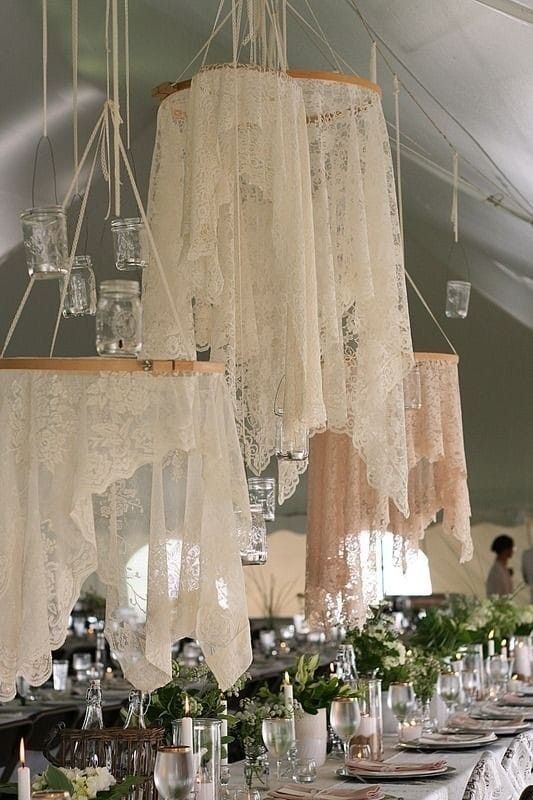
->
[
  {"left": 387, "top": 683, "right": 416, "bottom": 738},
  {"left": 262, "top": 717, "right": 294, "bottom": 780},
  {"left": 461, "top": 669, "right": 479, "bottom": 708},
  {"left": 330, "top": 697, "right": 361, "bottom": 760},
  {"left": 437, "top": 672, "right": 461, "bottom": 725},
  {"left": 154, "top": 746, "right": 195, "bottom": 800},
  {"left": 487, "top": 655, "right": 510, "bottom": 698}
]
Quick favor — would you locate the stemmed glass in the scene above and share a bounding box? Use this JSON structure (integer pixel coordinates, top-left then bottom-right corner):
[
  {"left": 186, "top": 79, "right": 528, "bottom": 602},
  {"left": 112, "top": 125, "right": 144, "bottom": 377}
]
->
[
  {"left": 329, "top": 697, "right": 361, "bottom": 760},
  {"left": 461, "top": 669, "right": 479, "bottom": 709},
  {"left": 487, "top": 655, "right": 511, "bottom": 699},
  {"left": 437, "top": 672, "right": 461, "bottom": 726},
  {"left": 261, "top": 718, "right": 294, "bottom": 779},
  {"left": 154, "top": 746, "right": 195, "bottom": 800},
  {"left": 387, "top": 683, "right": 416, "bottom": 738}
]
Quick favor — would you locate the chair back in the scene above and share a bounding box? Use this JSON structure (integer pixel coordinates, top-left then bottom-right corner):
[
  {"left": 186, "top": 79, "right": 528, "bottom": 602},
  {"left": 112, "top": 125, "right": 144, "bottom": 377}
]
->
[
  {"left": 462, "top": 750, "right": 514, "bottom": 800},
  {"left": 502, "top": 733, "right": 533, "bottom": 794}
]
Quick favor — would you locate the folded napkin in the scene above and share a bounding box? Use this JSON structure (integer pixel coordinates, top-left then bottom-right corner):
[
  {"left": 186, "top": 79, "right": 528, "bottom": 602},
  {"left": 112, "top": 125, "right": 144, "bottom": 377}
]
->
[
  {"left": 501, "top": 693, "right": 533, "bottom": 707},
  {"left": 346, "top": 757, "right": 447, "bottom": 773},
  {"left": 447, "top": 713, "right": 524, "bottom": 731},
  {"left": 267, "top": 785, "right": 382, "bottom": 800},
  {"left": 472, "top": 703, "right": 523, "bottom": 719}
]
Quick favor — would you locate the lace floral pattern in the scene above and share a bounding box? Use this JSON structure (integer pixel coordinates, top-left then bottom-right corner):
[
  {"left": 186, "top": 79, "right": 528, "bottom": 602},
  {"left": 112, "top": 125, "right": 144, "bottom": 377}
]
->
[
  {"left": 462, "top": 751, "right": 514, "bottom": 800},
  {"left": 306, "top": 354, "right": 472, "bottom": 628},
  {"left": 501, "top": 732, "right": 533, "bottom": 794},
  {"left": 0, "top": 370, "right": 251, "bottom": 701}
]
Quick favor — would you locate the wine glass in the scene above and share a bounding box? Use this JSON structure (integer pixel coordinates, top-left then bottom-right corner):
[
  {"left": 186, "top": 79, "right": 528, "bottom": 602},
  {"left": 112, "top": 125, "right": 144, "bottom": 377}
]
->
[
  {"left": 154, "top": 746, "right": 195, "bottom": 800},
  {"left": 437, "top": 672, "right": 461, "bottom": 725},
  {"left": 261, "top": 718, "right": 294, "bottom": 779},
  {"left": 487, "top": 655, "right": 510, "bottom": 698},
  {"left": 387, "top": 683, "right": 416, "bottom": 738},
  {"left": 329, "top": 697, "right": 361, "bottom": 760},
  {"left": 461, "top": 669, "right": 479, "bottom": 709}
]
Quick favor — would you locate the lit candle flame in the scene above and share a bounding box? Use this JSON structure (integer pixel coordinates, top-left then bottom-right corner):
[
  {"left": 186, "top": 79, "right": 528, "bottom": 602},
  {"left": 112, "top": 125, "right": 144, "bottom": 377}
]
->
[
  {"left": 502, "top": 639, "right": 507, "bottom": 647},
  {"left": 19, "top": 738, "right": 25, "bottom": 767},
  {"left": 284, "top": 671, "right": 291, "bottom": 685},
  {"left": 329, "top": 662, "right": 335, "bottom": 673},
  {"left": 184, "top": 695, "right": 190, "bottom": 715},
  {"left": 488, "top": 629, "right": 494, "bottom": 640}
]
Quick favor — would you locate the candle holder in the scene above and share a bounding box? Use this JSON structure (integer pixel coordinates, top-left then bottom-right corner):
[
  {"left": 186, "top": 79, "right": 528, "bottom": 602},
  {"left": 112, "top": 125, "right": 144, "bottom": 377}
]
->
[
  {"left": 111, "top": 217, "right": 148, "bottom": 271},
  {"left": 173, "top": 718, "right": 221, "bottom": 800},
  {"left": 239, "top": 505, "right": 267, "bottom": 566},
  {"left": 445, "top": 280, "right": 471, "bottom": 319},
  {"left": 62, "top": 255, "right": 97, "bottom": 318},
  {"left": 247, "top": 477, "right": 276, "bottom": 522},
  {"left": 20, "top": 206, "right": 68, "bottom": 279},
  {"left": 355, "top": 678, "right": 383, "bottom": 760}
]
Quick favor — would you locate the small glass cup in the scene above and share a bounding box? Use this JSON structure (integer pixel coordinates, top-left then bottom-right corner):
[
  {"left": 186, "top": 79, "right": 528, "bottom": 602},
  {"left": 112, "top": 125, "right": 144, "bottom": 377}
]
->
[
  {"left": 52, "top": 660, "right": 69, "bottom": 691},
  {"left": 96, "top": 279, "right": 142, "bottom": 357},
  {"left": 72, "top": 652, "right": 92, "bottom": 683},
  {"left": 348, "top": 742, "right": 371, "bottom": 762},
  {"left": 111, "top": 217, "right": 148, "bottom": 270},
  {"left": 275, "top": 416, "right": 309, "bottom": 461},
  {"left": 20, "top": 205, "right": 68, "bottom": 279},
  {"left": 292, "top": 758, "right": 317, "bottom": 783},
  {"left": 240, "top": 504, "right": 267, "bottom": 566},
  {"left": 445, "top": 280, "right": 471, "bottom": 319},
  {"left": 154, "top": 746, "right": 195, "bottom": 800},
  {"left": 247, "top": 477, "right": 276, "bottom": 522},
  {"left": 233, "top": 789, "right": 260, "bottom": 800},
  {"left": 403, "top": 365, "right": 422, "bottom": 410},
  {"left": 62, "top": 255, "right": 97, "bottom": 317}
]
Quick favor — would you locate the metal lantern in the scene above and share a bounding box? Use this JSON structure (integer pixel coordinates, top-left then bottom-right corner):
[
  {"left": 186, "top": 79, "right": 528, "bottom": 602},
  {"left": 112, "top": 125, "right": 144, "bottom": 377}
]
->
[{"left": 20, "top": 205, "right": 68, "bottom": 279}]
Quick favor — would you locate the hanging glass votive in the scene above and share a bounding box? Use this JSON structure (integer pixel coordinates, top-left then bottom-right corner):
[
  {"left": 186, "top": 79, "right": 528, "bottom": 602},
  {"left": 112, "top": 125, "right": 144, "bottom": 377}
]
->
[
  {"left": 96, "top": 279, "right": 142, "bottom": 357},
  {"left": 111, "top": 217, "right": 148, "bottom": 270},
  {"left": 20, "top": 205, "right": 68, "bottom": 279},
  {"left": 403, "top": 365, "right": 422, "bottom": 410},
  {"left": 445, "top": 280, "right": 471, "bottom": 318},
  {"left": 275, "top": 415, "right": 309, "bottom": 461},
  {"left": 62, "top": 255, "right": 97, "bottom": 318},
  {"left": 240, "top": 504, "right": 268, "bottom": 566},
  {"left": 248, "top": 477, "right": 276, "bottom": 521}
]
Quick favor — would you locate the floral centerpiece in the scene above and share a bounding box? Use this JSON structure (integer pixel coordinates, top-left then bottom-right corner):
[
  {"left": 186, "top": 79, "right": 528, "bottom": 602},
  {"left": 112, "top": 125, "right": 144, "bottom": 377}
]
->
[
  {"left": 345, "top": 605, "right": 408, "bottom": 688},
  {"left": 26, "top": 766, "right": 143, "bottom": 800},
  {"left": 230, "top": 695, "right": 290, "bottom": 789}
]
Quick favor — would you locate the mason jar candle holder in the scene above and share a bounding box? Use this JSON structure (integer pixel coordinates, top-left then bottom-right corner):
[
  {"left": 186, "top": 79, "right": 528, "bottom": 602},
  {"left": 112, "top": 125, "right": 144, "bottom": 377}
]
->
[
  {"left": 248, "top": 477, "right": 276, "bottom": 521},
  {"left": 96, "top": 279, "right": 142, "bottom": 357},
  {"left": 445, "top": 280, "right": 471, "bottom": 319},
  {"left": 62, "top": 255, "right": 97, "bottom": 318},
  {"left": 275, "top": 416, "right": 309, "bottom": 461},
  {"left": 20, "top": 205, "right": 68, "bottom": 279},
  {"left": 240, "top": 504, "right": 267, "bottom": 565},
  {"left": 403, "top": 365, "right": 422, "bottom": 410},
  {"left": 111, "top": 217, "right": 148, "bottom": 271}
]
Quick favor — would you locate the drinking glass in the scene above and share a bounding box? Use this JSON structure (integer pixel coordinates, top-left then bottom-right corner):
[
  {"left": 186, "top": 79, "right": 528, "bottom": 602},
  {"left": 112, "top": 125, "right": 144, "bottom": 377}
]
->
[
  {"left": 330, "top": 698, "right": 361, "bottom": 759},
  {"left": 262, "top": 718, "right": 293, "bottom": 779},
  {"left": 292, "top": 758, "right": 317, "bottom": 783},
  {"left": 387, "top": 683, "right": 416, "bottom": 736},
  {"left": 154, "top": 746, "right": 195, "bottom": 800},
  {"left": 240, "top": 505, "right": 267, "bottom": 566},
  {"left": 487, "top": 655, "right": 511, "bottom": 698},
  {"left": 232, "top": 789, "right": 260, "bottom": 800},
  {"left": 52, "top": 660, "right": 69, "bottom": 691},
  {"left": 437, "top": 673, "right": 461, "bottom": 723},
  {"left": 348, "top": 743, "right": 371, "bottom": 762},
  {"left": 445, "top": 280, "right": 471, "bottom": 318},
  {"left": 461, "top": 669, "right": 479, "bottom": 708},
  {"left": 72, "top": 653, "right": 92, "bottom": 682}
]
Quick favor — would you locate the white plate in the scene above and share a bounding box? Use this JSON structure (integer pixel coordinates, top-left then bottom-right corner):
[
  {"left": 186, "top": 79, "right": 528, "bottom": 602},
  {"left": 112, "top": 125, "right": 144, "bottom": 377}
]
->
[
  {"left": 336, "top": 765, "right": 455, "bottom": 781},
  {"left": 399, "top": 732, "right": 497, "bottom": 750},
  {"left": 445, "top": 722, "right": 531, "bottom": 736}
]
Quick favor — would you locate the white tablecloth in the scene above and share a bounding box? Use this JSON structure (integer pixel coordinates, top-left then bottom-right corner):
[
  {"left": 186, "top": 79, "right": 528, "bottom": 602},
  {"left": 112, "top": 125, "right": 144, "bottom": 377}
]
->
[{"left": 229, "top": 736, "right": 513, "bottom": 800}]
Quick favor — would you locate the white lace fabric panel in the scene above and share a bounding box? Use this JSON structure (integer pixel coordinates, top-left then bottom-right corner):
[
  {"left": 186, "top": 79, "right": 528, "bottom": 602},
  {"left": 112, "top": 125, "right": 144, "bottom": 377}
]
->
[
  {"left": 501, "top": 732, "right": 533, "bottom": 794},
  {"left": 142, "top": 65, "right": 326, "bottom": 501},
  {"left": 462, "top": 751, "right": 515, "bottom": 800},
  {"left": 0, "top": 370, "right": 251, "bottom": 701},
  {"left": 306, "top": 356, "right": 472, "bottom": 628},
  {"left": 297, "top": 76, "right": 413, "bottom": 515}
]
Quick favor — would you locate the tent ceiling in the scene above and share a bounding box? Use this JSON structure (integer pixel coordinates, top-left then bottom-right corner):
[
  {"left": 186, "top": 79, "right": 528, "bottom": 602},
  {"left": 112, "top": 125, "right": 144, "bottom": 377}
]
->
[{"left": 1, "top": 0, "right": 532, "bottom": 521}]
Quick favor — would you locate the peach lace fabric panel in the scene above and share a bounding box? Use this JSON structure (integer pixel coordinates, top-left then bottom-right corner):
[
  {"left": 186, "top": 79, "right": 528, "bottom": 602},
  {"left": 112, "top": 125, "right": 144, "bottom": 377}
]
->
[
  {"left": 0, "top": 370, "right": 251, "bottom": 701},
  {"left": 142, "top": 65, "right": 326, "bottom": 504},
  {"left": 306, "top": 355, "right": 472, "bottom": 628}
]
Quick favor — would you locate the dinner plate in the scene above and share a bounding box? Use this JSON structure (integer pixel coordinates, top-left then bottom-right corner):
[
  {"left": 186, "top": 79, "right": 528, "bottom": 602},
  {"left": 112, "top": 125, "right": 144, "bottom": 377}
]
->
[
  {"left": 445, "top": 721, "right": 531, "bottom": 736},
  {"left": 336, "top": 765, "right": 455, "bottom": 781},
  {"left": 399, "top": 732, "right": 497, "bottom": 750}
]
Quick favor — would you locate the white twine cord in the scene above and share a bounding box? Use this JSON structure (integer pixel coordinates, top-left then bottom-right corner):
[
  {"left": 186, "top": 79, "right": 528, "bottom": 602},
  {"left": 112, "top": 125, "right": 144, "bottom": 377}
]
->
[
  {"left": 302, "top": 0, "right": 342, "bottom": 72},
  {"left": 451, "top": 150, "right": 459, "bottom": 243},
  {"left": 282, "top": 0, "right": 288, "bottom": 71},
  {"left": 286, "top": 2, "right": 353, "bottom": 74},
  {"left": 202, "top": 0, "right": 226, "bottom": 68},
  {"left": 393, "top": 74, "right": 404, "bottom": 245},
  {"left": 1, "top": 277, "right": 36, "bottom": 358},
  {"left": 112, "top": 0, "right": 121, "bottom": 216},
  {"left": 369, "top": 40, "right": 377, "bottom": 83},
  {"left": 63, "top": 106, "right": 107, "bottom": 209},
  {"left": 42, "top": 0, "right": 48, "bottom": 137},
  {"left": 174, "top": 7, "right": 234, "bottom": 84},
  {"left": 50, "top": 122, "right": 106, "bottom": 356},
  {"left": 104, "top": 0, "right": 112, "bottom": 216},
  {"left": 405, "top": 270, "right": 458, "bottom": 356},
  {"left": 72, "top": 0, "right": 79, "bottom": 193},
  {"left": 125, "top": 0, "right": 131, "bottom": 150}
]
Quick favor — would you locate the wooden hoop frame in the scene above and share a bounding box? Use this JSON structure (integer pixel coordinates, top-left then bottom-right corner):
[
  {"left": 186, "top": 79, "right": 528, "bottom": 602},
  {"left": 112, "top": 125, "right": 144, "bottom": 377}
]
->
[
  {"left": 414, "top": 352, "right": 459, "bottom": 364},
  {"left": 0, "top": 358, "right": 224, "bottom": 374}
]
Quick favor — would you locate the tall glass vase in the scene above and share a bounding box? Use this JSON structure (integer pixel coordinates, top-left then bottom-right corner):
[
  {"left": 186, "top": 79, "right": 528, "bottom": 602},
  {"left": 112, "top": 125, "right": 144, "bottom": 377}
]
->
[{"left": 354, "top": 678, "right": 383, "bottom": 760}]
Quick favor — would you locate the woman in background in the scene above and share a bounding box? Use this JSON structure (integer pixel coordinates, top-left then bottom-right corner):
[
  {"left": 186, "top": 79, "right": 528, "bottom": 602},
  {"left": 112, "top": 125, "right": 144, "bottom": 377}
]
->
[{"left": 486, "top": 534, "right": 514, "bottom": 596}]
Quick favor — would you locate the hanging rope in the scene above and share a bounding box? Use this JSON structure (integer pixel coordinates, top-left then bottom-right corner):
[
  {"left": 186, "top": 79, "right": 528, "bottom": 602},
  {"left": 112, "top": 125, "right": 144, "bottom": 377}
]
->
[
  {"left": 393, "top": 74, "right": 403, "bottom": 246},
  {"left": 451, "top": 150, "right": 459, "bottom": 243},
  {"left": 202, "top": 0, "right": 226, "bottom": 68},
  {"left": 369, "top": 40, "right": 377, "bottom": 83},
  {"left": 405, "top": 270, "right": 458, "bottom": 356},
  {"left": 124, "top": 0, "right": 131, "bottom": 150},
  {"left": 72, "top": 0, "right": 79, "bottom": 194},
  {"left": 1, "top": 278, "right": 36, "bottom": 358},
  {"left": 42, "top": 0, "right": 48, "bottom": 137},
  {"left": 112, "top": 0, "right": 121, "bottom": 216}
]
